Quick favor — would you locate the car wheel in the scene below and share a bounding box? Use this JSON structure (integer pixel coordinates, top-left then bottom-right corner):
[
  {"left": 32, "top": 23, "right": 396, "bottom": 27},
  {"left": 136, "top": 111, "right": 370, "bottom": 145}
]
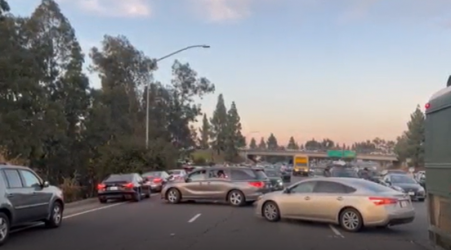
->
[
  {"left": 228, "top": 190, "right": 246, "bottom": 207},
  {"left": 339, "top": 208, "right": 363, "bottom": 232},
  {"left": 99, "top": 198, "right": 107, "bottom": 203},
  {"left": 166, "top": 188, "right": 181, "bottom": 204},
  {"left": 133, "top": 188, "right": 142, "bottom": 202},
  {"left": 418, "top": 198, "right": 425, "bottom": 202},
  {"left": 145, "top": 188, "right": 151, "bottom": 198},
  {"left": 0, "top": 212, "right": 10, "bottom": 246},
  {"left": 262, "top": 201, "right": 281, "bottom": 222},
  {"left": 45, "top": 201, "right": 63, "bottom": 228}
]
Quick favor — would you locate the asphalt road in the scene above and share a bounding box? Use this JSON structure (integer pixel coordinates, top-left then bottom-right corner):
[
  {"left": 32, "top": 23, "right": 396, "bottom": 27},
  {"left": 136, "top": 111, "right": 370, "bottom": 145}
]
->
[{"left": 2, "top": 176, "right": 431, "bottom": 250}]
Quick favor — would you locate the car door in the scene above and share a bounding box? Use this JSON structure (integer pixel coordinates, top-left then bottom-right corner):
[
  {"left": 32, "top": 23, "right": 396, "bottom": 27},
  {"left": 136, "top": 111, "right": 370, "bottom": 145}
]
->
[
  {"left": 2, "top": 169, "right": 37, "bottom": 223},
  {"left": 204, "top": 169, "right": 230, "bottom": 200},
  {"left": 18, "top": 169, "right": 52, "bottom": 219},
  {"left": 311, "top": 181, "right": 356, "bottom": 222},
  {"left": 181, "top": 170, "right": 208, "bottom": 199},
  {"left": 280, "top": 181, "right": 317, "bottom": 218}
]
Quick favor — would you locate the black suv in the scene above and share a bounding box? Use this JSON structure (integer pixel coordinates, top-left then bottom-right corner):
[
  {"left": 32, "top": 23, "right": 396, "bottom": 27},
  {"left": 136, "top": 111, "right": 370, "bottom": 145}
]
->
[{"left": 0, "top": 164, "right": 64, "bottom": 245}]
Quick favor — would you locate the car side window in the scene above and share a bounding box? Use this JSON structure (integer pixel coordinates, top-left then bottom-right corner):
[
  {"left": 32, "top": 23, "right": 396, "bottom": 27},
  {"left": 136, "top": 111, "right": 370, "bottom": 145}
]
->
[
  {"left": 313, "top": 181, "right": 355, "bottom": 194},
  {"left": 290, "top": 181, "right": 316, "bottom": 193},
  {"left": 230, "top": 169, "right": 256, "bottom": 180},
  {"left": 19, "top": 170, "right": 41, "bottom": 188},
  {"left": 3, "top": 169, "right": 24, "bottom": 188},
  {"left": 189, "top": 170, "right": 206, "bottom": 181}
]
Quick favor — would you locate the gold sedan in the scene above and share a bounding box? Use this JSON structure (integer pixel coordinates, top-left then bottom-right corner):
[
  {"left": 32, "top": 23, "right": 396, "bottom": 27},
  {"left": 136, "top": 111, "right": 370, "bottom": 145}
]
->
[{"left": 255, "top": 177, "right": 415, "bottom": 232}]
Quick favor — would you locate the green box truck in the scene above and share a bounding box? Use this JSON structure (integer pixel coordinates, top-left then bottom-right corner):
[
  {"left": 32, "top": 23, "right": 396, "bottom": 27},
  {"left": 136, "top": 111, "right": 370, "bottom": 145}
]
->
[{"left": 425, "top": 76, "right": 451, "bottom": 250}]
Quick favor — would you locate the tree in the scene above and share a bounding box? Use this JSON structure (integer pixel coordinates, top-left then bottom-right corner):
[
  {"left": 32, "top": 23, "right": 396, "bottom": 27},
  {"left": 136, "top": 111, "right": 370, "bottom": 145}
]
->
[
  {"left": 287, "top": 136, "right": 299, "bottom": 150},
  {"left": 249, "top": 138, "right": 257, "bottom": 149},
  {"left": 210, "top": 94, "right": 228, "bottom": 154},
  {"left": 403, "top": 106, "right": 425, "bottom": 167},
  {"left": 305, "top": 139, "right": 320, "bottom": 150},
  {"left": 199, "top": 114, "right": 210, "bottom": 149},
  {"left": 267, "top": 133, "right": 278, "bottom": 149},
  {"left": 0, "top": 0, "right": 9, "bottom": 16},
  {"left": 0, "top": 0, "right": 216, "bottom": 199},
  {"left": 258, "top": 137, "right": 266, "bottom": 149}
]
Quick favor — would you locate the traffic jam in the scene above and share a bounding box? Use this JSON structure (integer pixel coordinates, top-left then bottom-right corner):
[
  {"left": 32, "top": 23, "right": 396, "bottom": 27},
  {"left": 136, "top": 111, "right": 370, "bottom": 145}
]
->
[{"left": 0, "top": 158, "right": 429, "bottom": 250}]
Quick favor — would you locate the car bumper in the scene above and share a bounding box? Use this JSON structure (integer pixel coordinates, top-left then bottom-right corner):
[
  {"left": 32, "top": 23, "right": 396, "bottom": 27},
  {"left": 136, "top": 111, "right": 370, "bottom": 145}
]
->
[
  {"left": 98, "top": 191, "right": 136, "bottom": 200},
  {"left": 365, "top": 209, "right": 415, "bottom": 227},
  {"left": 150, "top": 184, "right": 163, "bottom": 191}
]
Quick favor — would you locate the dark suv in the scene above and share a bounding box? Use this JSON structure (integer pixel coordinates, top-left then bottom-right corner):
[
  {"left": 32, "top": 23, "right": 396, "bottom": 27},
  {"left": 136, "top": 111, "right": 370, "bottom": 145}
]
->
[{"left": 0, "top": 164, "right": 64, "bottom": 245}]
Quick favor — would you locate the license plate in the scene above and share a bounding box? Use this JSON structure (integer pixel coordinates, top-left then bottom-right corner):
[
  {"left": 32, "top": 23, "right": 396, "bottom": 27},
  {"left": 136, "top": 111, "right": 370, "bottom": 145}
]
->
[
  {"left": 408, "top": 192, "right": 415, "bottom": 196},
  {"left": 400, "top": 201, "right": 408, "bottom": 207},
  {"left": 109, "top": 186, "right": 118, "bottom": 190}
]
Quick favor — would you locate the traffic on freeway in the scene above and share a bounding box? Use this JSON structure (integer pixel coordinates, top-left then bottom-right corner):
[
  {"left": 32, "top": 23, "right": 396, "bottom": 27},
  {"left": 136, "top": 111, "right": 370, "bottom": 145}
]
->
[{"left": 2, "top": 170, "right": 430, "bottom": 250}]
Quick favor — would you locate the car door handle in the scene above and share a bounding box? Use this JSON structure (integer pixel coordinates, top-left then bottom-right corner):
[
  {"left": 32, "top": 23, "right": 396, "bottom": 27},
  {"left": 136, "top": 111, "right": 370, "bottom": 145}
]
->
[
  {"left": 337, "top": 197, "right": 343, "bottom": 201},
  {"left": 304, "top": 196, "right": 310, "bottom": 200}
]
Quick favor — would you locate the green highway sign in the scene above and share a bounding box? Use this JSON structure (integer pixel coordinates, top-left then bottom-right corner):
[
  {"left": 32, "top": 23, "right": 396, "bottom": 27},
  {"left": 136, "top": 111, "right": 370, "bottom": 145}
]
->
[{"left": 327, "top": 150, "right": 356, "bottom": 158}]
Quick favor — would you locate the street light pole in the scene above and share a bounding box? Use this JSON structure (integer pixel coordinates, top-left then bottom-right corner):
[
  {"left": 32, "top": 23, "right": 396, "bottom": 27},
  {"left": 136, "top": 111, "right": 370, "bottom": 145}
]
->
[{"left": 146, "top": 45, "right": 210, "bottom": 149}]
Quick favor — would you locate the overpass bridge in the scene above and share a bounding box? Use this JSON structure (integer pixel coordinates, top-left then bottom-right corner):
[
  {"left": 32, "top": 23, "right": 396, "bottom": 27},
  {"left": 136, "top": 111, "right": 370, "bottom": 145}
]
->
[{"left": 238, "top": 149, "right": 397, "bottom": 162}]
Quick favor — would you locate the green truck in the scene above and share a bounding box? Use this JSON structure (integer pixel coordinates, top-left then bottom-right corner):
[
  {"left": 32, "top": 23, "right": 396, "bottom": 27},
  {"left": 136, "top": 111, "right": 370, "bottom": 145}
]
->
[{"left": 425, "top": 76, "right": 451, "bottom": 250}]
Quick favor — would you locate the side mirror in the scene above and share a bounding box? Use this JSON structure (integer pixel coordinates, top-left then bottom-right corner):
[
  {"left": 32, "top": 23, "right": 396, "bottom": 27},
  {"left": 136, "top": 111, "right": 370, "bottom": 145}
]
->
[
  {"left": 185, "top": 177, "right": 190, "bottom": 183},
  {"left": 42, "top": 181, "right": 49, "bottom": 187},
  {"left": 283, "top": 188, "right": 290, "bottom": 194}
]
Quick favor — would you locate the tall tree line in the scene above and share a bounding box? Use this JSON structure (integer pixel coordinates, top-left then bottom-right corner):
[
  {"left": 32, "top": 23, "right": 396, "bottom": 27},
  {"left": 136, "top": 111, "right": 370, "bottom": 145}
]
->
[
  {"left": 0, "top": 0, "right": 215, "bottom": 193},
  {"left": 198, "top": 94, "right": 245, "bottom": 162},
  {"left": 394, "top": 105, "right": 424, "bottom": 167}
]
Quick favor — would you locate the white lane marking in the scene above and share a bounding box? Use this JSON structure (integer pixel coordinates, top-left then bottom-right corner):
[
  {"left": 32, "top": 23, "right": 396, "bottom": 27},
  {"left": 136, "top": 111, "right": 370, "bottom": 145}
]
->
[
  {"left": 64, "top": 202, "right": 124, "bottom": 219},
  {"left": 188, "top": 213, "right": 201, "bottom": 223},
  {"left": 329, "top": 224, "right": 344, "bottom": 238}
]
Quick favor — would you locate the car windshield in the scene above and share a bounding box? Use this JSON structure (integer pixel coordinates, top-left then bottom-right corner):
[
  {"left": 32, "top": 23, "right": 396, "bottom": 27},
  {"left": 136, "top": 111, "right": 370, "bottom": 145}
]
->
[
  {"left": 265, "top": 170, "right": 279, "bottom": 177},
  {"left": 391, "top": 174, "right": 416, "bottom": 184},
  {"left": 143, "top": 172, "right": 162, "bottom": 177},
  {"left": 350, "top": 179, "right": 395, "bottom": 193},
  {"left": 105, "top": 174, "right": 133, "bottom": 182},
  {"left": 331, "top": 168, "right": 359, "bottom": 178}
]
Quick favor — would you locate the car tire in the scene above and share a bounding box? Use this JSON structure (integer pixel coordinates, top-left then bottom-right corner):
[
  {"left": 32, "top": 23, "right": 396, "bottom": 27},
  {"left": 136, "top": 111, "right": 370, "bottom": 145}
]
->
[
  {"left": 166, "top": 188, "right": 181, "bottom": 204},
  {"left": 339, "top": 208, "right": 363, "bottom": 232},
  {"left": 262, "top": 201, "right": 281, "bottom": 222},
  {"left": 45, "top": 201, "right": 63, "bottom": 228},
  {"left": 99, "top": 198, "right": 107, "bottom": 203},
  {"left": 145, "top": 188, "right": 151, "bottom": 198},
  {"left": 133, "top": 188, "right": 142, "bottom": 202},
  {"left": 0, "top": 212, "right": 10, "bottom": 246},
  {"left": 227, "top": 190, "right": 246, "bottom": 207},
  {"left": 418, "top": 198, "right": 425, "bottom": 202}
]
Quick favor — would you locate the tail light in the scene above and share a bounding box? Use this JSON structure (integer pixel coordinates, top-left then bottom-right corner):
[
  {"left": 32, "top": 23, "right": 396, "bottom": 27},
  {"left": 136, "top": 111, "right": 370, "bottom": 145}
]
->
[
  {"left": 248, "top": 181, "right": 264, "bottom": 188},
  {"left": 122, "top": 183, "right": 134, "bottom": 189},
  {"left": 369, "top": 197, "right": 397, "bottom": 205},
  {"left": 97, "top": 184, "right": 106, "bottom": 190},
  {"left": 153, "top": 178, "right": 162, "bottom": 183}
]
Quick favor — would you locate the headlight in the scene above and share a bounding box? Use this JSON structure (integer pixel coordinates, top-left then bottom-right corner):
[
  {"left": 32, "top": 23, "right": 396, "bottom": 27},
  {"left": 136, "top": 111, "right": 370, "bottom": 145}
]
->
[
  {"left": 392, "top": 186, "right": 405, "bottom": 192},
  {"left": 418, "top": 187, "right": 425, "bottom": 192}
]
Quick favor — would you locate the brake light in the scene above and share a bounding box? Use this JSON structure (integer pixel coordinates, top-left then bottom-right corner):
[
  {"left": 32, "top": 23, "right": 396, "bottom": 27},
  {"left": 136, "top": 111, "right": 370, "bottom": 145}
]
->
[
  {"left": 248, "top": 181, "right": 264, "bottom": 188},
  {"left": 425, "top": 103, "right": 430, "bottom": 109},
  {"left": 123, "top": 183, "right": 134, "bottom": 189},
  {"left": 369, "top": 197, "right": 397, "bottom": 205},
  {"left": 97, "top": 184, "right": 106, "bottom": 190},
  {"left": 153, "top": 178, "right": 162, "bottom": 183}
]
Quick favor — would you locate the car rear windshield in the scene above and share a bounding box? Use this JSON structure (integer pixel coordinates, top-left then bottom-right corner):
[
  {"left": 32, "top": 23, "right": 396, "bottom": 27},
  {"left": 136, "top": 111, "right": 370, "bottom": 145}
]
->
[
  {"left": 351, "top": 180, "right": 394, "bottom": 193},
  {"left": 105, "top": 174, "right": 133, "bottom": 182},
  {"left": 169, "top": 170, "right": 181, "bottom": 175},
  {"left": 331, "top": 168, "right": 359, "bottom": 178},
  {"left": 143, "top": 172, "right": 161, "bottom": 177},
  {"left": 265, "top": 170, "right": 279, "bottom": 177}
]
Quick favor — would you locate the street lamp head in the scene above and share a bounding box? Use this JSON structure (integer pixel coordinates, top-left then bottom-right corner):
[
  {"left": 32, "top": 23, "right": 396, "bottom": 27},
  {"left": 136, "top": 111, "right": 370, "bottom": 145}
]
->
[{"left": 201, "top": 45, "right": 210, "bottom": 48}]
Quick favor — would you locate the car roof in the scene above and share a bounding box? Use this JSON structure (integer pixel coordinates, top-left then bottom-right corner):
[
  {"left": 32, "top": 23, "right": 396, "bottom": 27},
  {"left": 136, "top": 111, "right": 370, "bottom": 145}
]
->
[{"left": 0, "top": 164, "right": 31, "bottom": 170}]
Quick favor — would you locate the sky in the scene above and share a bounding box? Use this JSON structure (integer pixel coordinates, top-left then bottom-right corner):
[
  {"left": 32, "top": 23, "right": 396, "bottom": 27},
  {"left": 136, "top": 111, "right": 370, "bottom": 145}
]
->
[{"left": 10, "top": 0, "right": 451, "bottom": 145}]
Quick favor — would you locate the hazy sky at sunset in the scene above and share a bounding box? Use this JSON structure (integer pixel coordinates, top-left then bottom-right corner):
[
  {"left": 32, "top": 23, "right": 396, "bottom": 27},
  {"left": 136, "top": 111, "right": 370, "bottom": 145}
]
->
[{"left": 12, "top": 0, "right": 451, "bottom": 145}]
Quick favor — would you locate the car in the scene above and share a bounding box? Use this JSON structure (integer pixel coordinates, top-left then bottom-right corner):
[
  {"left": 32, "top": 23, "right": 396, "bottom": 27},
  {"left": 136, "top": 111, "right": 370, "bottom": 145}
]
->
[
  {"left": 255, "top": 177, "right": 415, "bottom": 232},
  {"left": 0, "top": 163, "right": 64, "bottom": 246},
  {"left": 167, "top": 169, "right": 187, "bottom": 181},
  {"left": 328, "top": 166, "right": 360, "bottom": 178},
  {"left": 161, "top": 166, "right": 271, "bottom": 206},
  {"left": 382, "top": 173, "right": 425, "bottom": 201},
  {"left": 97, "top": 173, "right": 151, "bottom": 203},
  {"left": 142, "top": 171, "right": 170, "bottom": 192},
  {"left": 260, "top": 169, "right": 284, "bottom": 191}
]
